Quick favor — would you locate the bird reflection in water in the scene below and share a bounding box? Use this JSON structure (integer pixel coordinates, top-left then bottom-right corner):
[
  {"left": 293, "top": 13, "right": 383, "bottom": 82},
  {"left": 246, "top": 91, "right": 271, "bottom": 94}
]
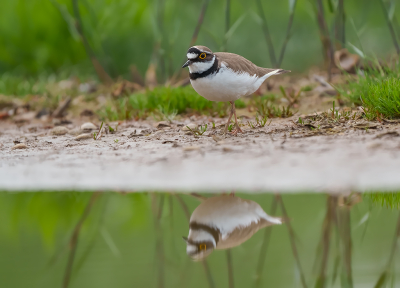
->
[{"left": 183, "top": 195, "right": 283, "bottom": 260}]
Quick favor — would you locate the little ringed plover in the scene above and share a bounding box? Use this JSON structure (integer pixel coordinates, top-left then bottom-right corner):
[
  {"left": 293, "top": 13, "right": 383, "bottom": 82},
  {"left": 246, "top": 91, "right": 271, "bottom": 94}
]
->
[
  {"left": 183, "top": 195, "right": 283, "bottom": 260},
  {"left": 182, "top": 45, "right": 290, "bottom": 135}
]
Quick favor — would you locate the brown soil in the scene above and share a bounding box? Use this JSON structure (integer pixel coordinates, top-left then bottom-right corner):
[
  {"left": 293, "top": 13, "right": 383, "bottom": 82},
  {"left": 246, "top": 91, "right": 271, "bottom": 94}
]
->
[{"left": 1, "top": 114, "right": 399, "bottom": 192}]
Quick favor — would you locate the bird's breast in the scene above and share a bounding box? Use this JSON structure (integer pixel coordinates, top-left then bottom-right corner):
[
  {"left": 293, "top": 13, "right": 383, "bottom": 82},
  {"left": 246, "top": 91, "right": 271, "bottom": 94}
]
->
[{"left": 190, "top": 68, "right": 263, "bottom": 102}]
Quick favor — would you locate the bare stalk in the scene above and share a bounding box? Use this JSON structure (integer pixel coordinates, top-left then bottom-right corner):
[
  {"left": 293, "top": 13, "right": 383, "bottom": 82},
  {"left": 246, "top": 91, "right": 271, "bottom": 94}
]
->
[
  {"left": 255, "top": 0, "right": 277, "bottom": 67},
  {"left": 71, "top": 0, "right": 112, "bottom": 85},
  {"left": 62, "top": 192, "right": 100, "bottom": 288},
  {"left": 152, "top": 195, "right": 165, "bottom": 288},
  {"left": 378, "top": 0, "right": 400, "bottom": 56},
  {"left": 255, "top": 197, "right": 278, "bottom": 287},
  {"left": 172, "top": 0, "right": 210, "bottom": 81},
  {"left": 276, "top": 195, "right": 308, "bottom": 288},
  {"left": 315, "top": 0, "right": 334, "bottom": 81},
  {"left": 223, "top": 0, "right": 231, "bottom": 51},
  {"left": 334, "top": 0, "right": 345, "bottom": 48},
  {"left": 226, "top": 249, "right": 234, "bottom": 288},
  {"left": 337, "top": 201, "right": 353, "bottom": 288},
  {"left": 189, "top": 0, "right": 210, "bottom": 47},
  {"left": 202, "top": 260, "right": 216, "bottom": 288},
  {"left": 277, "top": 0, "right": 298, "bottom": 67},
  {"left": 175, "top": 195, "right": 191, "bottom": 221},
  {"left": 175, "top": 194, "right": 215, "bottom": 288},
  {"left": 374, "top": 212, "right": 400, "bottom": 287},
  {"left": 314, "top": 195, "right": 337, "bottom": 288}
]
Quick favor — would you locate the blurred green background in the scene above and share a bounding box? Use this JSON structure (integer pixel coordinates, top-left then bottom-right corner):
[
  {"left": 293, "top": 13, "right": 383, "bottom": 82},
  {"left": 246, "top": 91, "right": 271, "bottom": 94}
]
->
[
  {"left": 0, "top": 0, "right": 399, "bottom": 81},
  {"left": 0, "top": 192, "right": 399, "bottom": 288}
]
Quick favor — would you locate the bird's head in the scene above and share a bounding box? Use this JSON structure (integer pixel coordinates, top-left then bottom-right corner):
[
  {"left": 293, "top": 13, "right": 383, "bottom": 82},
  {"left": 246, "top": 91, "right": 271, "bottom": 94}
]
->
[
  {"left": 183, "top": 236, "right": 215, "bottom": 261},
  {"left": 182, "top": 46, "right": 215, "bottom": 73}
]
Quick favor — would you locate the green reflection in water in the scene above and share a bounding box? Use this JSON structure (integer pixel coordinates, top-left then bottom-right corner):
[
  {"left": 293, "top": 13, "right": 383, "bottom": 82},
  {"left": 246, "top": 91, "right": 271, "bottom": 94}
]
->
[{"left": 0, "top": 192, "right": 399, "bottom": 288}]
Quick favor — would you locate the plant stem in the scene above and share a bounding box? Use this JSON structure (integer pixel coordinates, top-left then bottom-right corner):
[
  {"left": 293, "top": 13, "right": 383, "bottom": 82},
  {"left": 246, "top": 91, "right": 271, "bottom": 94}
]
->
[
  {"left": 337, "top": 200, "right": 353, "bottom": 288},
  {"left": 277, "top": 0, "right": 298, "bottom": 67},
  {"left": 336, "top": 0, "right": 345, "bottom": 48},
  {"left": 223, "top": 0, "right": 231, "bottom": 51},
  {"left": 62, "top": 192, "right": 100, "bottom": 288},
  {"left": 255, "top": 197, "right": 278, "bottom": 287},
  {"left": 226, "top": 250, "right": 234, "bottom": 288},
  {"left": 189, "top": 0, "right": 210, "bottom": 48},
  {"left": 276, "top": 194, "right": 308, "bottom": 288},
  {"left": 315, "top": 0, "right": 334, "bottom": 81},
  {"left": 255, "top": 0, "right": 277, "bottom": 67},
  {"left": 314, "top": 195, "right": 337, "bottom": 288},
  {"left": 173, "top": 0, "right": 210, "bottom": 81},
  {"left": 378, "top": 0, "right": 400, "bottom": 56},
  {"left": 71, "top": 0, "right": 112, "bottom": 85}
]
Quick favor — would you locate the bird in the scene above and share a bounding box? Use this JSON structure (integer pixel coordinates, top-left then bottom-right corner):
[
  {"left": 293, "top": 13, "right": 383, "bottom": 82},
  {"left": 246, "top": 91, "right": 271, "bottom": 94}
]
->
[
  {"left": 183, "top": 195, "right": 283, "bottom": 260},
  {"left": 182, "top": 45, "right": 290, "bottom": 135}
]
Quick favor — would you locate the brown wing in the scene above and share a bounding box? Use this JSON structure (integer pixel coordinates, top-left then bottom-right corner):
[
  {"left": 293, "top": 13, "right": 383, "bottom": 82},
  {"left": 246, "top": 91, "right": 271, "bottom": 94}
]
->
[
  {"left": 214, "top": 52, "right": 286, "bottom": 77},
  {"left": 216, "top": 218, "right": 274, "bottom": 250}
]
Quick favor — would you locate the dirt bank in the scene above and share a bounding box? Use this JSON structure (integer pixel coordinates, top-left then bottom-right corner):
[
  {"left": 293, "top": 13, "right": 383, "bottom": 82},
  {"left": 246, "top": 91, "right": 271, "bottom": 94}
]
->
[{"left": 1, "top": 115, "right": 400, "bottom": 192}]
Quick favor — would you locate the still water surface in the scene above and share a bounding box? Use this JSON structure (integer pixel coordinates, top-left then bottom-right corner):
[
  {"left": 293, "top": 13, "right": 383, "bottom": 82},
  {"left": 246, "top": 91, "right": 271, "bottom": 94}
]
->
[{"left": 0, "top": 192, "right": 399, "bottom": 288}]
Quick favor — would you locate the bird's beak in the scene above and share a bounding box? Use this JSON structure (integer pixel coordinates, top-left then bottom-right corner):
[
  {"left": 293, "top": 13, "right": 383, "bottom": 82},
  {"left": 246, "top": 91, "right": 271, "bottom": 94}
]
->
[
  {"left": 182, "top": 59, "right": 192, "bottom": 68},
  {"left": 182, "top": 236, "right": 189, "bottom": 243}
]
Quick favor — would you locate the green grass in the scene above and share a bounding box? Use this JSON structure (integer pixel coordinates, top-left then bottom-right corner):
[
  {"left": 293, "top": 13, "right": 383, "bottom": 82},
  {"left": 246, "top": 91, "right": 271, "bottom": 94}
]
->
[
  {"left": 365, "top": 192, "right": 400, "bottom": 209},
  {"left": 97, "top": 85, "right": 299, "bottom": 121},
  {"left": 98, "top": 86, "right": 249, "bottom": 121},
  {"left": 341, "top": 65, "right": 400, "bottom": 120}
]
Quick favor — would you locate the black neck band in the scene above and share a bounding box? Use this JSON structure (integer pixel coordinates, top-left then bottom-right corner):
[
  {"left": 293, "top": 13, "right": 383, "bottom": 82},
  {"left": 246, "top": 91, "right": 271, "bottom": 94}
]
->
[
  {"left": 189, "top": 58, "right": 219, "bottom": 80},
  {"left": 189, "top": 222, "right": 220, "bottom": 244}
]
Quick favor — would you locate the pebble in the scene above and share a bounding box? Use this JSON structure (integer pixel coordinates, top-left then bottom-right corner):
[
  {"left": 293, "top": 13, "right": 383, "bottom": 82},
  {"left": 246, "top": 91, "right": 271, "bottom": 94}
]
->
[
  {"left": 81, "top": 122, "right": 97, "bottom": 131},
  {"left": 50, "top": 126, "right": 69, "bottom": 136},
  {"left": 182, "top": 123, "right": 197, "bottom": 131},
  {"left": 12, "top": 143, "right": 28, "bottom": 150},
  {"left": 183, "top": 146, "right": 200, "bottom": 151},
  {"left": 367, "top": 142, "right": 382, "bottom": 149},
  {"left": 155, "top": 121, "right": 171, "bottom": 129},
  {"left": 68, "top": 128, "right": 82, "bottom": 136},
  {"left": 75, "top": 133, "right": 93, "bottom": 141}
]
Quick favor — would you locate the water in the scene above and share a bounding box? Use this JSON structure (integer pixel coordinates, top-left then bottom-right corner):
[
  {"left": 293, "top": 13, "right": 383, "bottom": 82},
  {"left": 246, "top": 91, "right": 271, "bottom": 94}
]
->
[{"left": 0, "top": 192, "right": 399, "bottom": 288}]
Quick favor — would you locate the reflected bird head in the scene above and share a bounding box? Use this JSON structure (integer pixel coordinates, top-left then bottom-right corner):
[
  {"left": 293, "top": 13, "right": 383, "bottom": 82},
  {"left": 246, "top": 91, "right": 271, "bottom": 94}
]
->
[{"left": 182, "top": 236, "right": 215, "bottom": 261}]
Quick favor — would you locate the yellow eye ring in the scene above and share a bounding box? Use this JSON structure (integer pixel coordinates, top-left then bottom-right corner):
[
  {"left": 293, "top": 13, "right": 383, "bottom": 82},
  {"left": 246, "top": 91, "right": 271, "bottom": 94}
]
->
[
  {"left": 199, "top": 244, "right": 207, "bottom": 250},
  {"left": 199, "top": 53, "right": 206, "bottom": 59}
]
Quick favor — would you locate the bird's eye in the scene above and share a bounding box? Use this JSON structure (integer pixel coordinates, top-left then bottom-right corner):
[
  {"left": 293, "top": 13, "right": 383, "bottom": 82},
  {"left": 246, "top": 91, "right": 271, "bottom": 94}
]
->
[
  {"left": 199, "top": 53, "right": 206, "bottom": 59},
  {"left": 199, "top": 244, "right": 207, "bottom": 251}
]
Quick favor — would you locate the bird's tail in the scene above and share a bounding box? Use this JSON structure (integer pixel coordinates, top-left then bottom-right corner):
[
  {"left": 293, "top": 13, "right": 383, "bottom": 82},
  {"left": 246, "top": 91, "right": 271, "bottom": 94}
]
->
[{"left": 275, "top": 69, "right": 291, "bottom": 74}]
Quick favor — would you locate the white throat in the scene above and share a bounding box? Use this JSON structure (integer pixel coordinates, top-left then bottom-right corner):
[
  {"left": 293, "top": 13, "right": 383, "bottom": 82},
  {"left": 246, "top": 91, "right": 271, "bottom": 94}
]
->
[{"left": 188, "top": 56, "right": 215, "bottom": 74}]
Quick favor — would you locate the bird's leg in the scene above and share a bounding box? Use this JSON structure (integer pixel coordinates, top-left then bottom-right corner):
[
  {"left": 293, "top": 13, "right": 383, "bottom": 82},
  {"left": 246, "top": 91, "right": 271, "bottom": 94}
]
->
[
  {"left": 223, "top": 102, "right": 235, "bottom": 135},
  {"left": 230, "top": 101, "right": 243, "bottom": 135}
]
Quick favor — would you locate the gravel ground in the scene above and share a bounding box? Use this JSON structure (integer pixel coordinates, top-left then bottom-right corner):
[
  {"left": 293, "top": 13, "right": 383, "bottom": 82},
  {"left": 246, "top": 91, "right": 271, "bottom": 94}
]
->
[{"left": 1, "top": 116, "right": 400, "bottom": 192}]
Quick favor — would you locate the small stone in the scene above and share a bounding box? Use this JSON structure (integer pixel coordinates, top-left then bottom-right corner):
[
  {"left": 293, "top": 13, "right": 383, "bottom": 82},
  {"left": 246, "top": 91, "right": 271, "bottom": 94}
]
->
[
  {"left": 51, "top": 126, "right": 69, "bottom": 136},
  {"left": 68, "top": 128, "right": 81, "bottom": 136},
  {"left": 12, "top": 143, "right": 28, "bottom": 150},
  {"left": 367, "top": 142, "right": 382, "bottom": 149},
  {"left": 183, "top": 146, "right": 200, "bottom": 151},
  {"left": 222, "top": 146, "right": 233, "bottom": 152},
  {"left": 81, "top": 122, "right": 97, "bottom": 131},
  {"left": 151, "top": 130, "right": 165, "bottom": 137},
  {"left": 128, "top": 132, "right": 144, "bottom": 138},
  {"left": 155, "top": 121, "right": 171, "bottom": 129},
  {"left": 182, "top": 123, "right": 197, "bottom": 131},
  {"left": 75, "top": 133, "right": 93, "bottom": 141}
]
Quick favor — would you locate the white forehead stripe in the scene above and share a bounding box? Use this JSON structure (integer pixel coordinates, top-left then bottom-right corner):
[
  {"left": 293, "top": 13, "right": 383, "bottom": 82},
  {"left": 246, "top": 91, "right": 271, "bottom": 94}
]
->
[{"left": 187, "top": 52, "right": 198, "bottom": 59}]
